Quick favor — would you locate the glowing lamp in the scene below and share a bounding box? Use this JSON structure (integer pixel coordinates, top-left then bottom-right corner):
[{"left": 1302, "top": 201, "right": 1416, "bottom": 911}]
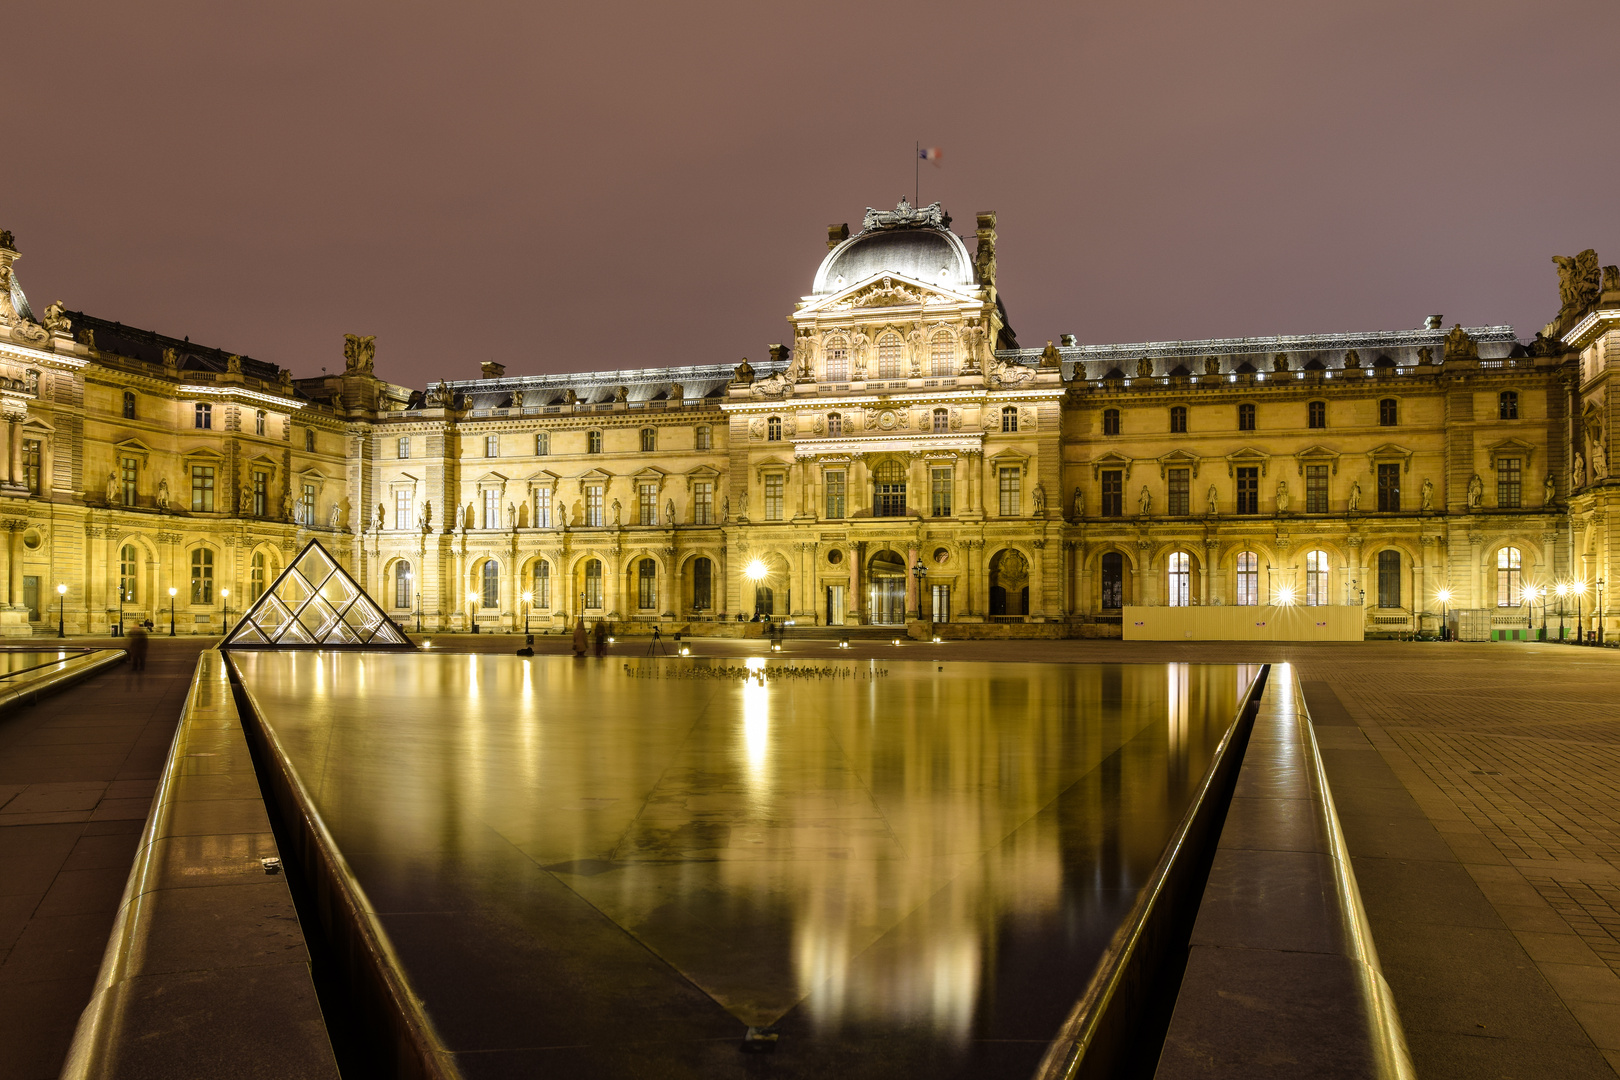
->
[
  {"left": 521, "top": 591, "right": 532, "bottom": 604},
  {"left": 168, "top": 587, "right": 177, "bottom": 597},
  {"left": 1436, "top": 589, "right": 1452, "bottom": 605},
  {"left": 56, "top": 583, "right": 66, "bottom": 595},
  {"left": 1557, "top": 583, "right": 1568, "bottom": 597},
  {"left": 1274, "top": 586, "right": 1296, "bottom": 606},
  {"left": 745, "top": 559, "right": 768, "bottom": 581}
]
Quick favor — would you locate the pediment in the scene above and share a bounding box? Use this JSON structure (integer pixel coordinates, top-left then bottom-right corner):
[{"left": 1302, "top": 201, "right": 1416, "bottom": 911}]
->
[
  {"left": 1486, "top": 437, "right": 1536, "bottom": 468},
  {"left": 1365, "top": 442, "right": 1414, "bottom": 473},
  {"left": 685, "top": 464, "right": 721, "bottom": 480},
  {"left": 248, "top": 453, "right": 281, "bottom": 468},
  {"left": 989, "top": 447, "right": 1030, "bottom": 464},
  {"left": 182, "top": 445, "right": 225, "bottom": 460},
  {"left": 114, "top": 437, "right": 153, "bottom": 458},
  {"left": 799, "top": 271, "right": 976, "bottom": 317},
  {"left": 1226, "top": 446, "right": 1270, "bottom": 477},
  {"left": 577, "top": 467, "right": 613, "bottom": 484},
  {"left": 474, "top": 470, "right": 510, "bottom": 485},
  {"left": 525, "top": 469, "right": 561, "bottom": 486},
  {"left": 1294, "top": 445, "right": 1341, "bottom": 475},
  {"left": 1090, "top": 450, "right": 1134, "bottom": 481},
  {"left": 631, "top": 465, "right": 669, "bottom": 482}
]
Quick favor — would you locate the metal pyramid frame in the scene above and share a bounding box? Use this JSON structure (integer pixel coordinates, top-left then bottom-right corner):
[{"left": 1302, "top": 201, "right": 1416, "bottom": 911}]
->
[{"left": 221, "top": 538, "right": 416, "bottom": 650}]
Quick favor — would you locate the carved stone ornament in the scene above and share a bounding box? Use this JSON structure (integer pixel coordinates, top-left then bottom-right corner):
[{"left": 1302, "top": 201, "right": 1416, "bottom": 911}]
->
[
  {"left": 41, "top": 301, "right": 70, "bottom": 334},
  {"left": 510, "top": 389, "right": 524, "bottom": 407},
  {"left": 1416, "top": 346, "right": 1434, "bottom": 365},
  {"left": 10, "top": 320, "right": 45, "bottom": 344},
  {"left": 750, "top": 370, "right": 794, "bottom": 398},
  {"left": 878, "top": 410, "right": 897, "bottom": 431},
  {"left": 78, "top": 327, "right": 97, "bottom": 350},
  {"left": 667, "top": 382, "right": 682, "bottom": 401},
  {"left": 1204, "top": 357, "right": 1220, "bottom": 376},
  {"left": 987, "top": 358, "right": 1035, "bottom": 387},
  {"left": 731, "top": 359, "right": 755, "bottom": 385},
  {"left": 279, "top": 367, "right": 293, "bottom": 388},
  {"left": 1575, "top": 452, "right": 1587, "bottom": 488},
  {"left": 1347, "top": 480, "right": 1361, "bottom": 512},
  {"left": 1272, "top": 353, "right": 1289, "bottom": 372},
  {"left": 1343, "top": 349, "right": 1361, "bottom": 369},
  {"left": 1604, "top": 265, "right": 1620, "bottom": 294},
  {"left": 614, "top": 385, "right": 629, "bottom": 403},
  {"left": 1275, "top": 480, "right": 1290, "bottom": 513},
  {"left": 1136, "top": 357, "right": 1153, "bottom": 378},
  {"left": 975, "top": 234, "right": 996, "bottom": 287},
  {"left": 1554, "top": 250, "right": 1602, "bottom": 314},
  {"left": 949, "top": 408, "right": 962, "bottom": 431},
  {"left": 1443, "top": 324, "right": 1479, "bottom": 361},
  {"left": 342, "top": 334, "right": 376, "bottom": 374},
  {"left": 1138, "top": 486, "right": 1152, "bottom": 516},
  {"left": 861, "top": 197, "right": 949, "bottom": 232},
  {"left": 850, "top": 278, "right": 924, "bottom": 308},
  {"left": 226, "top": 354, "right": 242, "bottom": 374},
  {"left": 1039, "top": 341, "right": 1062, "bottom": 368},
  {"left": 562, "top": 388, "right": 578, "bottom": 405},
  {"left": 1420, "top": 477, "right": 1434, "bottom": 511},
  {"left": 748, "top": 417, "right": 764, "bottom": 440}
]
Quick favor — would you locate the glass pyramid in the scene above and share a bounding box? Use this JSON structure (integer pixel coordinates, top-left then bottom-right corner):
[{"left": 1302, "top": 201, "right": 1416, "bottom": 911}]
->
[{"left": 221, "top": 539, "right": 415, "bottom": 650}]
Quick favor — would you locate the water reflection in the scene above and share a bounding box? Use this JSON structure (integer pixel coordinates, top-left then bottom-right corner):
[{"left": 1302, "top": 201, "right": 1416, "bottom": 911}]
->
[{"left": 232, "top": 654, "right": 1257, "bottom": 1080}]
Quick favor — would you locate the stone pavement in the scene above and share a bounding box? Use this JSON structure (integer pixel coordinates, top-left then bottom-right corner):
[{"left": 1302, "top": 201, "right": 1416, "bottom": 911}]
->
[{"left": 0, "top": 637, "right": 212, "bottom": 1080}]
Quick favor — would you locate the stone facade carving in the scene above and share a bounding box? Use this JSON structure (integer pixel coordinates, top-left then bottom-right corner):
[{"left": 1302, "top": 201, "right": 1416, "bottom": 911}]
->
[
  {"left": 862, "top": 197, "right": 948, "bottom": 232},
  {"left": 343, "top": 334, "right": 376, "bottom": 374},
  {"left": 1444, "top": 324, "right": 1479, "bottom": 361},
  {"left": 751, "top": 370, "right": 793, "bottom": 398},
  {"left": 1468, "top": 473, "right": 1484, "bottom": 508},
  {"left": 1275, "top": 480, "right": 1290, "bottom": 513},
  {"left": 41, "top": 301, "right": 70, "bottom": 334},
  {"left": 1421, "top": 477, "right": 1434, "bottom": 511},
  {"left": 1347, "top": 480, "right": 1361, "bottom": 512},
  {"left": 1554, "top": 249, "right": 1602, "bottom": 314},
  {"left": 156, "top": 478, "right": 170, "bottom": 510}
]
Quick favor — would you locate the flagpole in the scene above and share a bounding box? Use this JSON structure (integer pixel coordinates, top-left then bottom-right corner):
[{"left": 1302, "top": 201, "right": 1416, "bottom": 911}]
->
[{"left": 914, "top": 141, "right": 919, "bottom": 206}]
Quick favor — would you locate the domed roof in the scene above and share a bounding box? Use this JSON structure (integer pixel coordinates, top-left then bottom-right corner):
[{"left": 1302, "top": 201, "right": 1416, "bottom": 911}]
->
[{"left": 811, "top": 200, "right": 975, "bottom": 297}]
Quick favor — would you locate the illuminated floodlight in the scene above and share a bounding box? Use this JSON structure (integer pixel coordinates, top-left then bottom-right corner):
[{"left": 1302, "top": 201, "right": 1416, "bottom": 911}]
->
[
  {"left": 1573, "top": 580, "right": 1587, "bottom": 594},
  {"left": 1436, "top": 588, "right": 1452, "bottom": 605},
  {"left": 1274, "top": 586, "right": 1296, "bottom": 606},
  {"left": 771, "top": 642, "right": 781, "bottom": 651},
  {"left": 467, "top": 590, "right": 480, "bottom": 603},
  {"left": 932, "top": 635, "right": 942, "bottom": 643},
  {"left": 521, "top": 591, "right": 533, "bottom": 604},
  {"left": 679, "top": 645, "right": 691, "bottom": 656},
  {"left": 1556, "top": 583, "right": 1569, "bottom": 597},
  {"left": 892, "top": 637, "right": 902, "bottom": 646},
  {"left": 745, "top": 559, "right": 768, "bottom": 581}
]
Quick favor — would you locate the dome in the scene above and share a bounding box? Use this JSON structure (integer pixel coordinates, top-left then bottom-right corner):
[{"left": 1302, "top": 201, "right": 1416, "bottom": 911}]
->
[{"left": 811, "top": 200, "right": 975, "bottom": 297}]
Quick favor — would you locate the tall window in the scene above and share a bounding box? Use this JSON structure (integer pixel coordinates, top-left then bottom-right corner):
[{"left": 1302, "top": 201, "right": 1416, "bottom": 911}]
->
[
  {"left": 1496, "top": 547, "right": 1522, "bottom": 607},
  {"left": 536, "top": 431, "right": 550, "bottom": 455},
  {"left": 827, "top": 413, "right": 842, "bottom": 437},
  {"left": 638, "top": 558, "right": 657, "bottom": 609},
  {"left": 123, "top": 391, "right": 136, "bottom": 420},
  {"left": 931, "top": 467, "right": 953, "bottom": 517},
  {"left": 119, "top": 545, "right": 138, "bottom": 602},
  {"left": 931, "top": 333, "right": 954, "bottom": 376},
  {"left": 535, "top": 488, "right": 552, "bottom": 528},
  {"left": 1235, "top": 551, "right": 1259, "bottom": 606},
  {"left": 998, "top": 467, "right": 1021, "bottom": 516},
  {"left": 483, "top": 490, "right": 500, "bottom": 529},
  {"left": 1101, "top": 552, "right": 1124, "bottom": 609},
  {"left": 194, "top": 402, "right": 212, "bottom": 429},
  {"left": 1237, "top": 403, "right": 1255, "bottom": 431},
  {"left": 585, "top": 484, "right": 603, "bottom": 527},
  {"left": 825, "top": 346, "right": 848, "bottom": 382},
  {"left": 398, "top": 436, "right": 410, "bottom": 459},
  {"left": 1101, "top": 470, "right": 1123, "bottom": 517},
  {"left": 121, "top": 457, "right": 138, "bottom": 507},
  {"left": 693, "top": 481, "right": 713, "bottom": 524},
  {"left": 1305, "top": 550, "right": 1330, "bottom": 606},
  {"left": 24, "top": 370, "right": 38, "bottom": 395},
  {"left": 1497, "top": 458, "right": 1521, "bottom": 508},
  {"left": 873, "top": 460, "right": 907, "bottom": 517},
  {"left": 767, "top": 416, "right": 782, "bottom": 441},
  {"left": 1377, "top": 550, "right": 1401, "bottom": 608},
  {"left": 763, "top": 474, "right": 784, "bottom": 521},
  {"left": 1377, "top": 463, "right": 1400, "bottom": 512},
  {"left": 692, "top": 557, "right": 713, "bottom": 610},
  {"left": 300, "top": 483, "right": 315, "bottom": 524},
  {"left": 305, "top": 428, "right": 316, "bottom": 451},
  {"left": 534, "top": 561, "right": 551, "bottom": 607},
  {"left": 584, "top": 559, "right": 603, "bottom": 608},
  {"left": 250, "top": 552, "right": 267, "bottom": 601},
  {"left": 1305, "top": 464, "right": 1328, "bottom": 513},
  {"left": 1167, "top": 551, "right": 1190, "bottom": 606},
  {"left": 639, "top": 483, "right": 658, "bottom": 525},
  {"left": 1102, "top": 409, "right": 1120, "bottom": 436},
  {"left": 1379, "top": 398, "right": 1398, "bottom": 426},
  {"left": 877, "top": 333, "right": 902, "bottom": 378},
  {"left": 253, "top": 471, "right": 267, "bottom": 518},
  {"left": 587, "top": 430, "right": 602, "bottom": 454},
  {"left": 1499, "top": 391, "right": 1519, "bottom": 420},
  {"left": 485, "top": 435, "right": 499, "bottom": 457},
  {"left": 1236, "top": 467, "right": 1259, "bottom": 514},
  {"left": 255, "top": 410, "right": 266, "bottom": 436},
  {"left": 383, "top": 487, "right": 407, "bottom": 531},
  {"left": 481, "top": 559, "right": 500, "bottom": 608},
  {"left": 190, "top": 548, "right": 214, "bottom": 605},
  {"left": 824, "top": 471, "right": 845, "bottom": 519},
  {"left": 1308, "top": 400, "right": 1326, "bottom": 429},
  {"left": 1170, "top": 406, "right": 1187, "bottom": 434},
  {"left": 932, "top": 408, "right": 948, "bottom": 433},
  {"left": 191, "top": 465, "right": 215, "bottom": 512},
  {"left": 394, "top": 561, "right": 413, "bottom": 610},
  {"left": 640, "top": 428, "right": 656, "bottom": 452},
  {"left": 1001, "top": 406, "right": 1018, "bottom": 433},
  {"left": 1167, "top": 468, "right": 1189, "bottom": 516},
  {"left": 695, "top": 425, "right": 711, "bottom": 450},
  {"left": 22, "top": 440, "right": 40, "bottom": 494}
]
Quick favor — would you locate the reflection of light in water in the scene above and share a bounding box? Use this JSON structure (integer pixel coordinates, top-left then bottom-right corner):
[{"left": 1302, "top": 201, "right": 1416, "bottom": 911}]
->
[
  {"left": 743, "top": 656, "right": 769, "bottom": 776},
  {"left": 1168, "top": 663, "right": 1189, "bottom": 753}
]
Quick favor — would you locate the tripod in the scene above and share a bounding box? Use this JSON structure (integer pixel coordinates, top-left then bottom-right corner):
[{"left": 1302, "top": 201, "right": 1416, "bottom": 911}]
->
[{"left": 645, "top": 626, "right": 670, "bottom": 657}]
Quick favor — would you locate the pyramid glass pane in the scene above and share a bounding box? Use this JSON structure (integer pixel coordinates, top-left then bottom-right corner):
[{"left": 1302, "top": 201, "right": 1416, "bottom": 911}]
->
[{"left": 221, "top": 539, "right": 416, "bottom": 650}]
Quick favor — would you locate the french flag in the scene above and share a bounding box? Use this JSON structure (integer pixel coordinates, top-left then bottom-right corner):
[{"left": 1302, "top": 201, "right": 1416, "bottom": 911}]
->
[{"left": 918, "top": 146, "right": 943, "bottom": 163}]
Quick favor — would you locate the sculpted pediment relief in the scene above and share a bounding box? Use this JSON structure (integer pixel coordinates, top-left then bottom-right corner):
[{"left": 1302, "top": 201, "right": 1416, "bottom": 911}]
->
[{"left": 801, "top": 271, "right": 974, "bottom": 317}]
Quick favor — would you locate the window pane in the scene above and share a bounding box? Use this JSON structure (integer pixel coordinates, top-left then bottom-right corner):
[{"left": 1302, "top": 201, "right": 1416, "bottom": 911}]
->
[
  {"left": 1497, "top": 458, "right": 1521, "bottom": 509},
  {"left": 1377, "top": 550, "right": 1401, "bottom": 608},
  {"left": 694, "top": 482, "right": 713, "bottom": 525},
  {"left": 764, "top": 475, "right": 783, "bottom": 521},
  {"left": 191, "top": 466, "right": 215, "bottom": 512},
  {"left": 998, "top": 468, "right": 1020, "bottom": 516},
  {"left": 1305, "top": 464, "right": 1328, "bottom": 514},
  {"left": 1236, "top": 467, "right": 1258, "bottom": 514},
  {"left": 824, "top": 472, "right": 845, "bottom": 519},
  {"left": 1101, "top": 470, "right": 1122, "bottom": 517},
  {"left": 1167, "top": 468, "right": 1189, "bottom": 516},
  {"left": 1377, "top": 464, "right": 1400, "bottom": 512},
  {"left": 931, "top": 468, "right": 952, "bottom": 517},
  {"left": 1236, "top": 551, "right": 1258, "bottom": 605}
]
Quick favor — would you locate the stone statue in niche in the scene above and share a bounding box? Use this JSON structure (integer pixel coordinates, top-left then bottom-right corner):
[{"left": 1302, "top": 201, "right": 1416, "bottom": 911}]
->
[
  {"left": 1275, "top": 480, "right": 1290, "bottom": 513},
  {"left": 156, "top": 477, "right": 170, "bottom": 510},
  {"left": 1138, "top": 485, "right": 1152, "bottom": 516},
  {"left": 242, "top": 489, "right": 254, "bottom": 515},
  {"left": 1574, "top": 452, "right": 1587, "bottom": 488},
  {"left": 1420, "top": 478, "right": 1434, "bottom": 511},
  {"left": 1136, "top": 357, "right": 1153, "bottom": 378},
  {"left": 1072, "top": 486, "right": 1084, "bottom": 519},
  {"left": 329, "top": 504, "right": 342, "bottom": 529},
  {"left": 376, "top": 503, "right": 386, "bottom": 529},
  {"left": 1204, "top": 357, "right": 1220, "bottom": 376},
  {"left": 1032, "top": 483, "right": 1045, "bottom": 517},
  {"left": 666, "top": 498, "right": 675, "bottom": 526},
  {"left": 1273, "top": 354, "right": 1289, "bottom": 372},
  {"left": 1207, "top": 484, "right": 1219, "bottom": 516},
  {"left": 508, "top": 503, "right": 517, "bottom": 529},
  {"left": 1467, "top": 474, "right": 1484, "bottom": 508},
  {"left": 1545, "top": 473, "right": 1557, "bottom": 505},
  {"left": 1347, "top": 480, "right": 1361, "bottom": 512},
  {"left": 105, "top": 472, "right": 119, "bottom": 505},
  {"left": 1594, "top": 438, "right": 1609, "bottom": 480},
  {"left": 421, "top": 500, "right": 433, "bottom": 530},
  {"left": 721, "top": 496, "right": 730, "bottom": 523}
]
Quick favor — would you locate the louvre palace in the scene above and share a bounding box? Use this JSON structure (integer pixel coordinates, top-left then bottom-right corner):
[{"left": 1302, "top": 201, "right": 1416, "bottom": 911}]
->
[{"left": 0, "top": 204, "right": 1613, "bottom": 639}]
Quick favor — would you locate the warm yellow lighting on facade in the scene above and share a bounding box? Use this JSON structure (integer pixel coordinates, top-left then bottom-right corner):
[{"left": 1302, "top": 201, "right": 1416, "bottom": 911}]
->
[{"left": 745, "top": 559, "right": 768, "bottom": 581}]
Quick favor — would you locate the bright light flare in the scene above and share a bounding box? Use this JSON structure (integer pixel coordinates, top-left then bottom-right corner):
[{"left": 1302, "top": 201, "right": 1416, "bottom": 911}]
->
[
  {"left": 1274, "top": 586, "right": 1296, "bottom": 607},
  {"left": 745, "top": 559, "right": 769, "bottom": 581},
  {"left": 1436, "top": 588, "right": 1452, "bottom": 605}
]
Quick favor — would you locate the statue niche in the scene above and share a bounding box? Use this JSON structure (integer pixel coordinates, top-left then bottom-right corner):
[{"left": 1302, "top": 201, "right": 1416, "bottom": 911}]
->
[{"left": 987, "top": 549, "right": 1029, "bottom": 618}]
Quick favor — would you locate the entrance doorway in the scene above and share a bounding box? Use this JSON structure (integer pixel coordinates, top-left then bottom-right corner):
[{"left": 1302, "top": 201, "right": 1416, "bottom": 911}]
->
[
  {"left": 930, "top": 584, "right": 950, "bottom": 622},
  {"left": 988, "top": 550, "right": 1029, "bottom": 618},
  {"left": 867, "top": 549, "right": 907, "bottom": 625},
  {"left": 825, "top": 584, "right": 845, "bottom": 625},
  {"left": 754, "top": 585, "right": 775, "bottom": 617}
]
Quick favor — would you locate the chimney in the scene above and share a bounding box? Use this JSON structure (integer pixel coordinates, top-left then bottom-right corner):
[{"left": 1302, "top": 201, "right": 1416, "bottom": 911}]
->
[
  {"left": 827, "top": 223, "right": 849, "bottom": 249},
  {"left": 768, "top": 343, "right": 791, "bottom": 365},
  {"left": 480, "top": 361, "right": 506, "bottom": 379},
  {"left": 1060, "top": 334, "right": 1077, "bottom": 347},
  {"left": 1424, "top": 315, "right": 1443, "bottom": 330}
]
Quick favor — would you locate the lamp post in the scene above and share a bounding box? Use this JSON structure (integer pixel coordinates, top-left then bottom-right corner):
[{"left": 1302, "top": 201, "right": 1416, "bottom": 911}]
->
[
  {"left": 745, "top": 559, "right": 768, "bottom": 619},
  {"left": 1599, "top": 578, "right": 1606, "bottom": 646},
  {"left": 467, "top": 589, "right": 480, "bottom": 633},
  {"left": 521, "top": 590, "right": 532, "bottom": 635},
  {"left": 168, "top": 586, "right": 177, "bottom": 636},
  {"left": 410, "top": 570, "right": 422, "bottom": 632},
  {"left": 1556, "top": 582, "right": 1568, "bottom": 642},
  {"left": 1575, "top": 579, "right": 1587, "bottom": 644},
  {"left": 912, "top": 559, "right": 929, "bottom": 632},
  {"left": 221, "top": 587, "right": 229, "bottom": 634},
  {"left": 1436, "top": 588, "right": 1452, "bottom": 642},
  {"left": 56, "top": 583, "right": 66, "bottom": 638}
]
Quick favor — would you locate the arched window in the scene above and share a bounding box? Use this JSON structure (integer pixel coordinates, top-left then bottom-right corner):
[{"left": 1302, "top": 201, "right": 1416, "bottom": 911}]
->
[
  {"left": 584, "top": 559, "right": 603, "bottom": 608},
  {"left": 190, "top": 548, "right": 214, "bottom": 605},
  {"left": 1101, "top": 551, "right": 1124, "bottom": 609},
  {"left": 824, "top": 343, "right": 849, "bottom": 382},
  {"left": 534, "top": 560, "right": 551, "bottom": 608},
  {"left": 305, "top": 428, "right": 316, "bottom": 452},
  {"left": 767, "top": 416, "right": 782, "bottom": 441},
  {"left": 1235, "top": 551, "right": 1259, "bottom": 606},
  {"left": 481, "top": 559, "right": 500, "bottom": 609},
  {"left": 930, "top": 333, "right": 955, "bottom": 376},
  {"left": 250, "top": 551, "right": 268, "bottom": 601},
  {"left": 1170, "top": 405, "right": 1187, "bottom": 434},
  {"left": 1379, "top": 398, "right": 1398, "bottom": 426},
  {"left": 1308, "top": 400, "right": 1326, "bottom": 429},
  {"left": 1001, "top": 405, "right": 1018, "bottom": 433},
  {"left": 1102, "top": 408, "right": 1120, "bottom": 436},
  {"left": 1499, "top": 391, "right": 1519, "bottom": 420},
  {"left": 587, "top": 430, "right": 603, "bottom": 454},
  {"left": 394, "top": 560, "right": 413, "bottom": 610},
  {"left": 877, "top": 332, "right": 903, "bottom": 378},
  {"left": 1305, "top": 550, "right": 1330, "bottom": 606},
  {"left": 827, "top": 413, "right": 842, "bottom": 436},
  {"left": 638, "top": 557, "right": 657, "bottom": 609},
  {"left": 536, "top": 431, "right": 550, "bottom": 455},
  {"left": 119, "top": 544, "right": 139, "bottom": 602},
  {"left": 1167, "top": 551, "right": 1191, "bottom": 607},
  {"left": 1496, "top": 547, "right": 1522, "bottom": 606},
  {"left": 1377, "top": 550, "right": 1402, "bottom": 608},
  {"left": 932, "top": 407, "right": 948, "bottom": 433},
  {"left": 873, "top": 459, "right": 907, "bottom": 517},
  {"left": 122, "top": 391, "right": 136, "bottom": 420},
  {"left": 1238, "top": 403, "right": 1256, "bottom": 431},
  {"left": 691, "top": 556, "right": 713, "bottom": 610}
]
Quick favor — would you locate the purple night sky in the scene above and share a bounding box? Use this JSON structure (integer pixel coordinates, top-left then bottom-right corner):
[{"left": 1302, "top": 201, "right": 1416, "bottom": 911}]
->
[{"left": 5, "top": 1, "right": 1616, "bottom": 386}]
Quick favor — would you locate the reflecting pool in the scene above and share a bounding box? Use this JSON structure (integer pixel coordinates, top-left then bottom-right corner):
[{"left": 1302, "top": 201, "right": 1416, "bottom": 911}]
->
[
  {"left": 231, "top": 654, "right": 1258, "bottom": 1080},
  {"left": 0, "top": 649, "right": 84, "bottom": 677}
]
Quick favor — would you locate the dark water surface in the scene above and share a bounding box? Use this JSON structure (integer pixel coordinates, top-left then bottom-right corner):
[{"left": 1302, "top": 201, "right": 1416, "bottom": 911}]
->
[{"left": 233, "top": 654, "right": 1257, "bottom": 1080}]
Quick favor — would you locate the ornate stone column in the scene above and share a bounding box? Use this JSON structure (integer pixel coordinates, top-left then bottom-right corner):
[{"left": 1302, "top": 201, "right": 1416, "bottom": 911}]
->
[
  {"left": 1029, "top": 539, "right": 1047, "bottom": 619},
  {"left": 906, "top": 542, "right": 919, "bottom": 619},
  {"left": 848, "top": 539, "right": 862, "bottom": 623}
]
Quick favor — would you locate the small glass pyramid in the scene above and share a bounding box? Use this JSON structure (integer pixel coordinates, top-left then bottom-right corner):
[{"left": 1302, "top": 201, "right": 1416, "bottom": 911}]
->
[{"left": 222, "top": 538, "right": 415, "bottom": 650}]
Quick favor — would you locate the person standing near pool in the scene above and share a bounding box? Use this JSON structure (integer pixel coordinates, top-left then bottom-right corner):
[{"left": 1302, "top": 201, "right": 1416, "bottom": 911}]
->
[
  {"left": 572, "top": 615, "right": 587, "bottom": 657},
  {"left": 126, "top": 624, "right": 149, "bottom": 671},
  {"left": 592, "top": 619, "right": 607, "bottom": 658}
]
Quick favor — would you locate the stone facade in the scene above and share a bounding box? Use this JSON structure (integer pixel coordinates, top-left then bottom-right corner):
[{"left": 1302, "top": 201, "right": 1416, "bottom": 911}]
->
[{"left": 0, "top": 210, "right": 1612, "bottom": 638}]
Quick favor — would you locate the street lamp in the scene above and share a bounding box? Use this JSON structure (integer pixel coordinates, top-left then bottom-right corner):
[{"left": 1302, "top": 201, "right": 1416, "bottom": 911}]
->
[
  {"left": 912, "top": 559, "right": 929, "bottom": 627},
  {"left": 745, "top": 559, "right": 768, "bottom": 619},
  {"left": 521, "top": 590, "right": 532, "bottom": 635},
  {"left": 168, "top": 586, "right": 177, "bottom": 636},
  {"left": 221, "top": 587, "right": 230, "bottom": 634},
  {"left": 410, "top": 570, "right": 422, "bottom": 632},
  {"left": 1556, "top": 582, "right": 1568, "bottom": 641},
  {"left": 467, "top": 589, "right": 480, "bottom": 633},
  {"left": 56, "top": 583, "right": 66, "bottom": 638},
  {"left": 1574, "top": 579, "right": 1588, "bottom": 644},
  {"left": 1436, "top": 588, "right": 1452, "bottom": 641},
  {"left": 1598, "top": 578, "right": 1607, "bottom": 646}
]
